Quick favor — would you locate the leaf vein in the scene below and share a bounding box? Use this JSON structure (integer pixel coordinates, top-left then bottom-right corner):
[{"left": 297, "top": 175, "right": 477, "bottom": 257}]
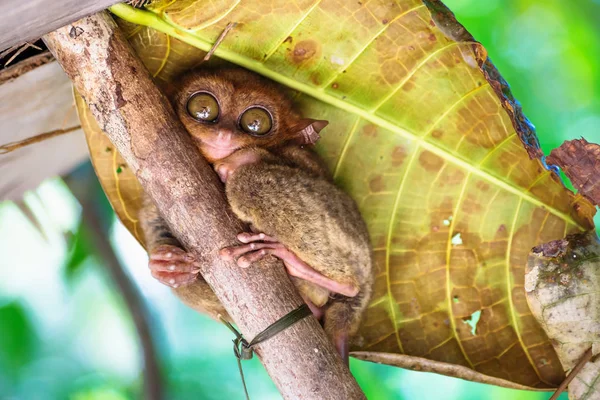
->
[
  {"left": 385, "top": 144, "right": 421, "bottom": 354},
  {"left": 263, "top": 0, "right": 323, "bottom": 62},
  {"left": 444, "top": 171, "right": 474, "bottom": 368},
  {"left": 320, "top": 4, "right": 427, "bottom": 89}
]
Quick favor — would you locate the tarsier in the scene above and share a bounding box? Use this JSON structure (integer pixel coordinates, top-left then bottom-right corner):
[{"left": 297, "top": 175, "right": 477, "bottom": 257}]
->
[{"left": 140, "top": 68, "right": 373, "bottom": 361}]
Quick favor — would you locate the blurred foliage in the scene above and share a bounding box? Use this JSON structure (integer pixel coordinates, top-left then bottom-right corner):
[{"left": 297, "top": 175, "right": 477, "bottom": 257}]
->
[
  {"left": 0, "top": 302, "right": 38, "bottom": 379},
  {"left": 64, "top": 221, "right": 95, "bottom": 282},
  {"left": 1, "top": 0, "right": 599, "bottom": 399}
]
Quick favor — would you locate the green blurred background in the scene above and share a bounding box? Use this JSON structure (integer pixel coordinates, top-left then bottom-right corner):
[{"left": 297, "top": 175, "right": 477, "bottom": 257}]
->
[{"left": 1, "top": 0, "right": 599, "bottom": 399}]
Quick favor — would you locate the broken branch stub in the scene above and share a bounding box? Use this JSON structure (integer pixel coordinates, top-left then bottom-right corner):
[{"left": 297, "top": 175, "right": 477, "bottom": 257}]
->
[
  {"left": 43, "top": 11, "right": 364, "bottom": 399},
  {"left": 525, "top": 231, "right": 600, "bottom": 399}
]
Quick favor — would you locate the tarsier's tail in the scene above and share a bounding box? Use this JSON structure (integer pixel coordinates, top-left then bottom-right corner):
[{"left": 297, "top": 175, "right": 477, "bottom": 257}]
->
[{"left": 324, "top": 286, "right": 371, "bottom": 364}]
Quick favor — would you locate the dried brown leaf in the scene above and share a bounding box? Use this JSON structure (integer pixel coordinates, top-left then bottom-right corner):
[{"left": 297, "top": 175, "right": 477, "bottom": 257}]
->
[
  {"left": 79, "top": 0, "right": 599, "bottom": 388},
  {"left": 547, "top": 138, "right": 600, "bottom": 206}
]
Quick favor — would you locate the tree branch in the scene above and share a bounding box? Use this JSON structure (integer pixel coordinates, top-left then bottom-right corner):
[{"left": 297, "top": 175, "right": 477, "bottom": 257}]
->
[{"left": 43, "top": 11, "right": 364, "bottom": 399}]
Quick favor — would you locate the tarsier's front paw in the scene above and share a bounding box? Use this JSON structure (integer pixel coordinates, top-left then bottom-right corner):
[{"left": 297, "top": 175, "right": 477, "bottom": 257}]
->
[
  {"left": 220, "top": 232, "right": 360, "bottom": 298},
  {"left": 214, "top": 162, "right": 235, "bottom": 183},
  {"left": 149, "top": 245, "right": 201, "bottom": 288}
]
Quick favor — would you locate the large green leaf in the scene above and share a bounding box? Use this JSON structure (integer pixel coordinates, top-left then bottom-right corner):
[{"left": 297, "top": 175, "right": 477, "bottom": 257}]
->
[{"left": 77, "top": 0, "right": 597, "bottom": 389}]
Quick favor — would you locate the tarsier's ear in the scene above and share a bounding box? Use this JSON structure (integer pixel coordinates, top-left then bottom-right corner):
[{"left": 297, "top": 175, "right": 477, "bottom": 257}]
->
[{"left": 291, "top": 119, "right": 329, "bottom": 145}]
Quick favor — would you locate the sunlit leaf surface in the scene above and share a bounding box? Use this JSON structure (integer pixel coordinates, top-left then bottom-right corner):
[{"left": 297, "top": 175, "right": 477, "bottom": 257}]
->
[{"left": 77, "top": 0, "right": 597, "bottom": 389}]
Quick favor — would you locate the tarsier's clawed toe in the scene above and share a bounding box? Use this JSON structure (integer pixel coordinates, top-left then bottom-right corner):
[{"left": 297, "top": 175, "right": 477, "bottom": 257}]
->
[
  {"left": 219, "top": 240, "right": 283, "bottom": 268},
  {"left": 149, "top": 244, "right": 201, "bottom": 288},
  {"left": 237, "top": 232, "right": 278, "bottom": 243}
]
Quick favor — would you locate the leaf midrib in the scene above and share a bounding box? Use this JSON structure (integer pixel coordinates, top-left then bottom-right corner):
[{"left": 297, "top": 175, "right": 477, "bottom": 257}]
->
[{"left": 110, "top": 3, "right": 582, "bottom": 229}]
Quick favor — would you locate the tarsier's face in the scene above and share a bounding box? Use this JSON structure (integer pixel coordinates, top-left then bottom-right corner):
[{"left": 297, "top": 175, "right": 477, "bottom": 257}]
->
[{"left": 171, "top": 68, "right": 324, "bottom": 163}]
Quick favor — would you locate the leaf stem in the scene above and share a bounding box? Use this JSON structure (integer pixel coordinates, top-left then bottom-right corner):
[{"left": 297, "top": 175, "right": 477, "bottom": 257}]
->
[{"left": 550, "top": 348, "right": 594, "bottom": 400}]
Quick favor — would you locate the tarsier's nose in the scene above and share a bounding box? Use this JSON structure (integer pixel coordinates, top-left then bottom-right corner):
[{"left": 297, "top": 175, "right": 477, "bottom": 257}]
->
[{"left": 216, "top": 129, "right": 233, "bottom": 143}]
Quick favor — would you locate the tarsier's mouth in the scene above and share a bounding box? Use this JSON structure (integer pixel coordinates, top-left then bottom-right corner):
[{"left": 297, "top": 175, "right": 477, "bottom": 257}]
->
[{"left": 199, "top": 141, "right": 239, "bottom": 161}]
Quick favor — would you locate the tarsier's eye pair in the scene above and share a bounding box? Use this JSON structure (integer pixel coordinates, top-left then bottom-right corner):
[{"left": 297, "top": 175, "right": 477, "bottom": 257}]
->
[{"left": 186, "top": 92, "right": 273, "bottom": 136}]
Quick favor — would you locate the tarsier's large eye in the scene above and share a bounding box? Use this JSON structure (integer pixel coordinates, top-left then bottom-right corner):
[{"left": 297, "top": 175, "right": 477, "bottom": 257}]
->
[
  {"left": 239, "top": 107, "right": 273, "bottom": 136},
  {"left": 186, "top": 92, "right": 219, "bottom": 122}
]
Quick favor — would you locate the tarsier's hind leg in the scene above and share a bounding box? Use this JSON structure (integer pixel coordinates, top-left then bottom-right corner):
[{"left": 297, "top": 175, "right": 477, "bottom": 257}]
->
[{"left": 220, "top": 232, "right": 360, "bottom": 297}]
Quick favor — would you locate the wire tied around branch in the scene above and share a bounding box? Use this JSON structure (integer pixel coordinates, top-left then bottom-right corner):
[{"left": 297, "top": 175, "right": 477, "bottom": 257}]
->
[{"left": 220, "top": 303, "right": 312, "bottom": 400}]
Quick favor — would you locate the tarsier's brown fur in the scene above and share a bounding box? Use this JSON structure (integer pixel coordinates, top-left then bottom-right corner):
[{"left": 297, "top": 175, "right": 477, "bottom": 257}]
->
[{"left": 140, "top": 68, "right": 373, "bottom": 359}]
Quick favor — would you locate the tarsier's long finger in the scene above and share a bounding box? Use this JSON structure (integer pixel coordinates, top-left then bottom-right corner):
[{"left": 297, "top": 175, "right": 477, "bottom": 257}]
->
[
  {"left": 266, "top": 247, "right": 360, "bottom": 298},
  {"left": 219, "top": 242, "right": 284, "bottom": 262},
  {"left": 149, "top": 259, "right": 201, "bottom": 273},
  {"left": 236, "top": 249, "right": 270, "bottom": 268},
  {"left": 237, "top": 232, "right": 278, "bottom": 243},
  {"left": 150, "top": 245, "right": 195, "bottom": 262},
  {"left": 151, "top": 270, "right": 198, "bottom": 288}
]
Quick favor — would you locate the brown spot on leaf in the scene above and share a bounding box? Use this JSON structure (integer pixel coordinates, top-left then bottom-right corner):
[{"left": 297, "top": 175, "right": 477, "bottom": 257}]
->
[
  {"left": 418, "top": 150, "right": 444, "bottom": 172},
  {"left": 310, "top": 72, "right": 321, "bottom": 86},
  {"left": 369, "top": 175, "right": 384, "bottom": 192},
  {"left": 363, "top": 124, "right": 378, "bottom": 137},
  {"left": 444, "top": 169, "right": 465, "bottom": 186},
  {"left": 475, "top": 181, "right": 490, "bottom": 192},
  {"left": 429, "top": 33, "right": 437, "bottom": 42},
  {"left": 431, "top": 129, "right": 443, "bottom": 139},
  {"left": 402, "top": 80, "right": 415, "bottom": 92},
  {"left": 331, "top": 82, "right": 339, "bottom": 89},
  {"left": 290, "top": 40, "right": 320, "bottom": 64},
  {"left": 283, "top": 36, "right": 293, "bottom": 44},
  {"left": 391, "top": 146, "right": 406, "bottom": 167},
  {"left": 462, "top": 195, "right": 482, "bottom": 213}
]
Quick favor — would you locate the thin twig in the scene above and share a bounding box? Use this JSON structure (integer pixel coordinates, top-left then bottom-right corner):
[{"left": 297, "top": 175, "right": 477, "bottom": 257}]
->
[
  {"left": 64, "top": 165, "right": 164, "bottom": 400},
  {"left": 203, "top": 22, "right": 237, "bottom": 62},
  {"left": 14, "top": 199, "right": 50, "bottom": 243},
  {"left": 2, "top": 42, "right": 41, "bottom": 67},
  {"left": 127, "top": 0, "right": 153, "bottom": 8},
  {"left": 550, "top": 348, "right": 594, "bottom": 400},
  {"left": 0, "top": 125, "right": 80, "bottom": 154},
  {"left": 0, "top": 52, "right": 54, "bottom": 85},
  {"left": 0, "top": 44, "right": 19, "bottom": 60}
]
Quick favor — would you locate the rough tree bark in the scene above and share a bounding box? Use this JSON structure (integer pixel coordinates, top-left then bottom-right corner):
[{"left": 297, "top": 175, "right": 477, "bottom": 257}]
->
[{"left": 43, "top": 11, "right": 365, "bottom": 399}]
